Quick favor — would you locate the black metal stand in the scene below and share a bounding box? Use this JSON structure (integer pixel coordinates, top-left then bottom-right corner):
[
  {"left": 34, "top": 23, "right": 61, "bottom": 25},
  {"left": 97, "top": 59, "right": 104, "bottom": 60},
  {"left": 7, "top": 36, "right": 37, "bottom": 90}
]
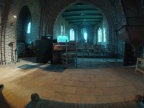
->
[{"left": 8, "top": 42, "right": 16, "bottom": 64}]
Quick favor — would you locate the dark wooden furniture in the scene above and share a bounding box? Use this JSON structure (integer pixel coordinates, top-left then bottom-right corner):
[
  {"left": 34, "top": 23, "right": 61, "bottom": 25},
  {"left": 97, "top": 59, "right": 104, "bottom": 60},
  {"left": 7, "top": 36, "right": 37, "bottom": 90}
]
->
[
  {"left": 52, "top": 43, "right": 76, "bottom": 64},
  {"left": 123, "top": 43, "right": 136, "bottom": 66},
  {"left": 35, "top": 39, "right": 52, "bottom": 63}
]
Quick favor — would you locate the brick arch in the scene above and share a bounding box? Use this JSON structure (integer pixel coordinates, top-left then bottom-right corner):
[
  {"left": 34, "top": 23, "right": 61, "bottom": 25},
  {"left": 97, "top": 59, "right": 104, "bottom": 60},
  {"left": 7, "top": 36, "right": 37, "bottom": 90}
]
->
[
  {"left": 17, "top": 5, "right": 32, "bottom": 43},
  {"left": 46, "top": 0, "right": 116, "bottom": 45}
]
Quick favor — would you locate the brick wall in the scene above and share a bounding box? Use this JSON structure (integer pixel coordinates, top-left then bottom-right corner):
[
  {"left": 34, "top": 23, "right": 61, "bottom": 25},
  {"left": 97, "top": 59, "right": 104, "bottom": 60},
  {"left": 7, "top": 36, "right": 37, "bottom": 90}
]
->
[{"left": 1, "top": 0, "right": 40, "bottom": 63}]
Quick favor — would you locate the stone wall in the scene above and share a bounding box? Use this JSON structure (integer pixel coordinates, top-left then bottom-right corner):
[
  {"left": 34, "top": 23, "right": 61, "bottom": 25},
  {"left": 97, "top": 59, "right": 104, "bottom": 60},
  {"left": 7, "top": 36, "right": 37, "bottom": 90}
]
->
[{"left": 0, "top": 0, "right": 40, "bottom": 63}]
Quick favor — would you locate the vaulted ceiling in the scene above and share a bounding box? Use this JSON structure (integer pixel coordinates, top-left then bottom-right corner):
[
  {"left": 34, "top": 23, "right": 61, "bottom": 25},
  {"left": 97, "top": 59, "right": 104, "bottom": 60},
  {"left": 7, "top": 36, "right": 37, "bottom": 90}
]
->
[{"left": 62, "top": 3, "right": 103, "bottom": 26}]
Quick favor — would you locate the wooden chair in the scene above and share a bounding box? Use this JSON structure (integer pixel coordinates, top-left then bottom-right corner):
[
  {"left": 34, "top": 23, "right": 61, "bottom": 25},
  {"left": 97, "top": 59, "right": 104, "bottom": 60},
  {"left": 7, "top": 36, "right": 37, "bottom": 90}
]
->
[
  {"left": 93, "top": 45, "right": 101, "bottom": 57},
  {"left": 82, "top": 44, "right": 90, "bottom": 57},
  {"left": 77, "top": 43, "right": 83, "bottom": 57},
  {"left": 62, "top": 41, "right": 77, "bottom": 68}
]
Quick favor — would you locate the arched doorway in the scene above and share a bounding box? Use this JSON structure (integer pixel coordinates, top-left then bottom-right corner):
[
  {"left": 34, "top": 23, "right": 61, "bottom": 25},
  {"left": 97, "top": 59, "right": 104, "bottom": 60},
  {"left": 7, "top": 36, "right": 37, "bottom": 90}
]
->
[
  {"left": 53, "top": 2, "right": 114, "bottom": 58},
  {"left": 17, "top": 6, "right": 32, "bottom": 58},
  {"left": 40, "top": 0, "right": 123, "bottom": 65}
]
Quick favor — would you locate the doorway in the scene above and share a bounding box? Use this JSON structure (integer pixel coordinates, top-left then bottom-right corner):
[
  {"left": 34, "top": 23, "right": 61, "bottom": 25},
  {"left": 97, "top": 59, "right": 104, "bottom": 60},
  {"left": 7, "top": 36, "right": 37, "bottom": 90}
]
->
[{"left": 17, "top": 6, "right": 32, "bottom": 58}]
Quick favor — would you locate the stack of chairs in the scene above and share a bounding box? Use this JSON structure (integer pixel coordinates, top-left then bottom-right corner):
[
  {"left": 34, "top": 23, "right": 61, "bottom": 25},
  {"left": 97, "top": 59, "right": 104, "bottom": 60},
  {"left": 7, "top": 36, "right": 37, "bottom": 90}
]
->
[
  {"left": 82, "top": 44, "right": 90, "bottom": 57},
  {"left": 62, "top": 41, "right": 77, "bottom": 68},
  {"left": 93, "top": 45, "right": 101, "bottom": 57},
  {"left": 77, "top": 43, "right": 83, "bottom": 57}
]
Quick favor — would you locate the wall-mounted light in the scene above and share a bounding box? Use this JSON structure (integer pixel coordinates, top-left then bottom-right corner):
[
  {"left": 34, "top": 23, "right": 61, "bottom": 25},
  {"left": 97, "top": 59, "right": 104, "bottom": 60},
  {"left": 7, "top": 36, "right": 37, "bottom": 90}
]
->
[
  {"left": 13, "top": 15, "right": 17, "bottom": 18},
  {"left": 10, "top": 15, "right": 17, "bottom": 26}
]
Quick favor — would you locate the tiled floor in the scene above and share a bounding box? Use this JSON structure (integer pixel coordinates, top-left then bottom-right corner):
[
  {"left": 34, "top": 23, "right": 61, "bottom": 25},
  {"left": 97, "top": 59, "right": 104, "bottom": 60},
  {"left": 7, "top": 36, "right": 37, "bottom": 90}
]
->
[{"left": 0, "top": 57, "right": 144, "bottom": 108}]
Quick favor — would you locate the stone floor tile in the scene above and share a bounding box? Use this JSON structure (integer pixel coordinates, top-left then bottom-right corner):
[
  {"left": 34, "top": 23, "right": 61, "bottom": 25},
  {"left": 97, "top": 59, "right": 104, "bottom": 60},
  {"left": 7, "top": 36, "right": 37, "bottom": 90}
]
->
[
  {"left": 83, "top": 82, "right": 95, "bottom": 88},
  {"left": 115, "top": 81, "right": 126, "bottom": 86},
  {"left": 63, "top": 80, "right": 74, "bottom": 86},
  {"left": 95, "top": 82, "right": 106, "bottom": 88},
  {"left": 89, "top": 77, "right": 99, "bottom": 82},
  {"left": 52, "top": 85, "right": 65, "bottom": 92},
  {"left": 64, "top": 94, "right": 82, "bottom": 103},
  {"left": 111, "top": 95, "right": 124, "bottom": 102},
  {"left": 124, "top": 86, "right": 137, "bottom": 92},
  {"left": 64, "top": 86, "right": 77, "bottom": 94},
  {"left": 96, "top": 95, "right": 112, "bottom": 104},
  {"left": 70, "top": 76, "right": 81, "bottom": 81},
  {"left": 121, "top": 93, "right": 135, "bottom": 101},
  {"left": 72, "top": 81, "right": 84, "bottom": 87},
  {"left": 102, "top": 87, "right": 117, "bottom": 95},
  {"left": 105, "top": 82, "right": 117, "bottom": 87},
  {"left": 79, "top": 77, "right": 89, "bottom": 82},
  {"left": 114, "top": 87, "right": 127, "bottom": 94},
  {"left": 50, "top": 92, "right": 65, "bottom": 102},
  {"left": 81, "top": 95, "right": 96, "bottom": 104},
  {"left": 76, "top": 87, "right": 90, "bottom": 95},
  {"left": 40, "top": 89, "right": 56, "bottom": 99},
  {"left": 89, "top": 88, "right": 103, "bottom": 96},
  {"left": 53, "top": 79, "right": 64, "bottom": 84}
]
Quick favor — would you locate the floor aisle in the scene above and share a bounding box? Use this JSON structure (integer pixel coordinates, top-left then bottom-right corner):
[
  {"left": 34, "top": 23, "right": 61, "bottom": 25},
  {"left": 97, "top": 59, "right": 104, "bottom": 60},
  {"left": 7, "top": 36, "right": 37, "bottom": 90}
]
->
[{"left": 0, "top": 58, "right": 143, "bottom": 108}]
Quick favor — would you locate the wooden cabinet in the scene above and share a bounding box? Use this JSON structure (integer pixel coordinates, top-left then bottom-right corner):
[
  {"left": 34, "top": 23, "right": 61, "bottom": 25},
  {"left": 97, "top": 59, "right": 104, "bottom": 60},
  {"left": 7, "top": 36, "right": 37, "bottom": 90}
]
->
[{"left": 35, "top": 40, "right": 52, "bottom": 63}]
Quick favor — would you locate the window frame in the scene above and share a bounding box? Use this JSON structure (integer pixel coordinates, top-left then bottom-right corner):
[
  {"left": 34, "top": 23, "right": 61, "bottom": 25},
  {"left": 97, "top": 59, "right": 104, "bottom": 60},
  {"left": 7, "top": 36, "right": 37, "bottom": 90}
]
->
[
  {"left": 81, "top": 28, "right": 88, "bottom": 43},
  {"left": 27, "top": 22, "right": 31, "bottom": 34},
  {"left": 70, "top": 28, "right": 75, "bottom": 41},
  {"left": 98, "top": 27, "right": 102, "bottom": 43},
  {"left": 103, "top": 28, "right": 106, "bottom": 42}
]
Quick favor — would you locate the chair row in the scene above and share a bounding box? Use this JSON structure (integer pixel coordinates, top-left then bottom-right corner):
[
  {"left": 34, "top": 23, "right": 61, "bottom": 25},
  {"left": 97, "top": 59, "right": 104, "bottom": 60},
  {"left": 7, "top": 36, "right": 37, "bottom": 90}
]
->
[{"left": 76, "top": 44, "right": 111, "bottom": 58}]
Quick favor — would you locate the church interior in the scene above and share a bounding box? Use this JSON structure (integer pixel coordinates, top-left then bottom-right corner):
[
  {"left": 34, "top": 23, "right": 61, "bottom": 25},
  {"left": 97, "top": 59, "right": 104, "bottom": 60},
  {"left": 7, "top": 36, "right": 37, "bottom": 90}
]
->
[{"left": 0, "top": 0, "right": 144, "bottom": 107}]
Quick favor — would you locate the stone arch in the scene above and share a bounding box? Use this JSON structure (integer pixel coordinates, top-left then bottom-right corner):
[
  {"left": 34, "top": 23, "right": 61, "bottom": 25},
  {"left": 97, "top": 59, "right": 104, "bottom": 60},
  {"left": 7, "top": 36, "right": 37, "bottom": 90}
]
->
[
  {"left": 17, "top": 6, "right": 32, "bottom": 43},
  {"left": 16, "top": 6, "right": 32, "bottom": 58},
  {"left": 46, "top": 0, "right": 116, "bottom": 50}
]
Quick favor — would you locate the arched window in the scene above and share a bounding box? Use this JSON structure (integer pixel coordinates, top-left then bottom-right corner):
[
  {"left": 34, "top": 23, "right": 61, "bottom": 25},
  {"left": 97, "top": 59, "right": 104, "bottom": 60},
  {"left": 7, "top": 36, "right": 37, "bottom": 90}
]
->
[
  {"left": 61, "top": 25, "right": 65, "bottom": 35},
  {"left": 27, "top": 22, "right": 31, "bottom": 34},
  {"left": 70, "top": 29, "right": 75, "bottom": 41},
  {"left": 84, "top": 32, "right": 87, "bottom": 43},
  {"left": 98, "top": 28, "right": 102, "bottom": 42},
  {"left": 81, "top": 28, "right": 87, "bottom": 42},
  {"left": 103, "top": 28, "right": 106, "bottom": 42},
  {"left": 61, "top": 25, "right": 63, "bottom": 35}
]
